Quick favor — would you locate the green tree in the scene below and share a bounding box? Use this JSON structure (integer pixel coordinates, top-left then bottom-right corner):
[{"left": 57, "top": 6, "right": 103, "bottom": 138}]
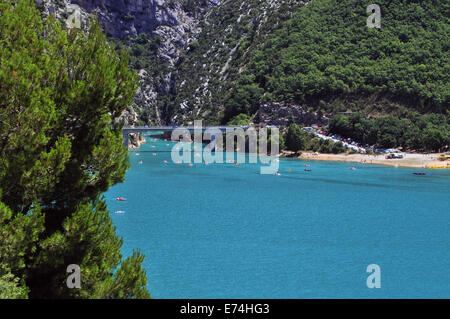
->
[
  {"left": 285, "top": 124, "right": 306, "bottom": 152},
  {"left": 0, "top": 0, "right": 149, "bottom": 298},
  {"left": 330, "top": 141, "right": 345, "bottom": 154},
  {"left": 328, "top": 115, "right": 351, "bottom": 137},
  {"left": 0, "top": 271, "right": 29, "bottom": 299},
  {"left": 224, "top": 74, "right": 263, "bottom": 122},
  {"left": 422, "top": 127, "right": 446, "bottom": 152},
  {"left": 227, "top": 113, "right": 252, "bottom": 126},
  {"left": 0, "top": 200, "right": 43, "bottom": 298}
]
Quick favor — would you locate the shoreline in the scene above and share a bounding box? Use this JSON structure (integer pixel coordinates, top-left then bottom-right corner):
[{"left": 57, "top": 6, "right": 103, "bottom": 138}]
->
[
  {"left": 280, "top": 151, "right": 450, "bottom": 169},
  {"left": 131, "top": 137, "right": 449, "bottom": 170}
]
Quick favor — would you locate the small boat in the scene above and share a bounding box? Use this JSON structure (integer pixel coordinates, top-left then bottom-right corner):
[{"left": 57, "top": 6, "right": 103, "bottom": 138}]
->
[
  {"left": 114, "top": 210, "right": 125, "bottom": 214},
  {"left": 116, "top": 197, "right": 126, "bottom": 201},
  {"left": 136, "top": 153, "right": 140, "bottom": 156},
  {"left": 413, "top": 172, "right": 426, "bottom": 176},
  {"left": 348, "top": 167, "right": 356, "bottom": 170},
  {"left": 138, "top": 160, "right": 143, "bottom": 164},
  {"left": 275, "top": 172, "right": 281, "bottom": 176},
  {"left": 304, "top": 169, "right": 312, "bottom": 172},
  {"left": 305, "top": 163, "right": 310, "bottom": 167}
]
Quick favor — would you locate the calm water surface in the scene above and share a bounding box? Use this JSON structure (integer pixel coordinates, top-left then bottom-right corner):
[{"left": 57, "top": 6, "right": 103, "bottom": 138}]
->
[{"left": 105, "top": 136, "right": 450, "bottom": 298}]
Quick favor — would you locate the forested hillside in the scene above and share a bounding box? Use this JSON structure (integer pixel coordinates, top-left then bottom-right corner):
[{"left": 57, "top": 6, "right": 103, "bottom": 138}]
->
[
  {"left": 167, "top": 0, "right": 449, "bottom": 151},
  {"left": 225, "top": 0, "right": 449, "bottom": 116},
  {"left": 234, "top": 0, "right": 449, "bottom": 151}
]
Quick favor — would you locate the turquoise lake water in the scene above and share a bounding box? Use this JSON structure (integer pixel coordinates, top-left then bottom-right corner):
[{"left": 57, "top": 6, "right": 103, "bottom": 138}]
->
[{"left": 105, "top": 136, "right": 450, "bottom": 298}]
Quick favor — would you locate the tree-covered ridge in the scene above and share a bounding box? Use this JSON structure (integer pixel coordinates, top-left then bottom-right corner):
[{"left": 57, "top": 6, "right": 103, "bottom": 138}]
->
[
  {"left": 228, "top": 0, "right": 449, "bottom": 117},
  {"left": 0, "top": 0, "right": 149, "bottom": 298}
]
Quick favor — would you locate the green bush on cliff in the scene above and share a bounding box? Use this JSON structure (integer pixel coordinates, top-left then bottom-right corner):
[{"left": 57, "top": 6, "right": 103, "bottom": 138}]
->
[{"left": 227, "top": 113, "right": 252, "bottom": 126}]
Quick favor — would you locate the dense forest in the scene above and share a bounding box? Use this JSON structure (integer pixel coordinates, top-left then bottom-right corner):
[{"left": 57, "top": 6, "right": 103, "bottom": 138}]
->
[
  {"left": 328, "top": 113, "right": 449, "bottom": 151},
  {"left": 227, "top": 0, "right": 449, "bottom": 115}
]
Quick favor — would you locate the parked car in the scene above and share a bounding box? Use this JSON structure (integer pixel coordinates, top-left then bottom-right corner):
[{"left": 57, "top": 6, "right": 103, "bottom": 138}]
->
[{"left": 386, "top": 153, "right": 404, "bottom": 159}]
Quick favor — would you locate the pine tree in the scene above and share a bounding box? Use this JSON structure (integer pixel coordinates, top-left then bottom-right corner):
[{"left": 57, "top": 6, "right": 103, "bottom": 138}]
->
[
  {"left": 0, "top": 0, "right": 150, "bottom": 298},
  {"left": 285, "top": 124, "right": 306, "bottom": 152}
]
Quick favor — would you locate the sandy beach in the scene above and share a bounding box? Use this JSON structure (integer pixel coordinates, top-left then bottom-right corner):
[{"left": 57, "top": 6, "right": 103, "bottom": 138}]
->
[{"left": 281, "top": 151, "right": 450, "bottom": 169}]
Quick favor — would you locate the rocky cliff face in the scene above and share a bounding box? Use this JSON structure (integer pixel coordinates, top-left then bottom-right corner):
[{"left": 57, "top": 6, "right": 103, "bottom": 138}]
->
[
  {"left": 173, "top": 0, "right": 308, "bottom": 125},
  {"left": 35, "top": 0, "right": 312, "bottom": 126},
  {"left": 256, "top": 102, "right": 330, "bottom": 127},
  {"left": 36, "top": 0, "right": 222, "bottom": 125},
  {"left": 70, "top": 0, "right": 221, "bottom": 38}
]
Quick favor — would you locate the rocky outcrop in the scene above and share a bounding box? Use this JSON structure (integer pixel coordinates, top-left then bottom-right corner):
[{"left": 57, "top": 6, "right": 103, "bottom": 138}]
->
[
  {"left": 69, "top": 0, "right": 217, "bottom": 39},
  {"left": 128, "top": 132, "right": 146, "bottom": 149},
  {"left": 256, "top": 103, "right": 330, "bottom": 127},
  {"left": 35, "top": 0, "right": 90, "bottom": 29}
]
